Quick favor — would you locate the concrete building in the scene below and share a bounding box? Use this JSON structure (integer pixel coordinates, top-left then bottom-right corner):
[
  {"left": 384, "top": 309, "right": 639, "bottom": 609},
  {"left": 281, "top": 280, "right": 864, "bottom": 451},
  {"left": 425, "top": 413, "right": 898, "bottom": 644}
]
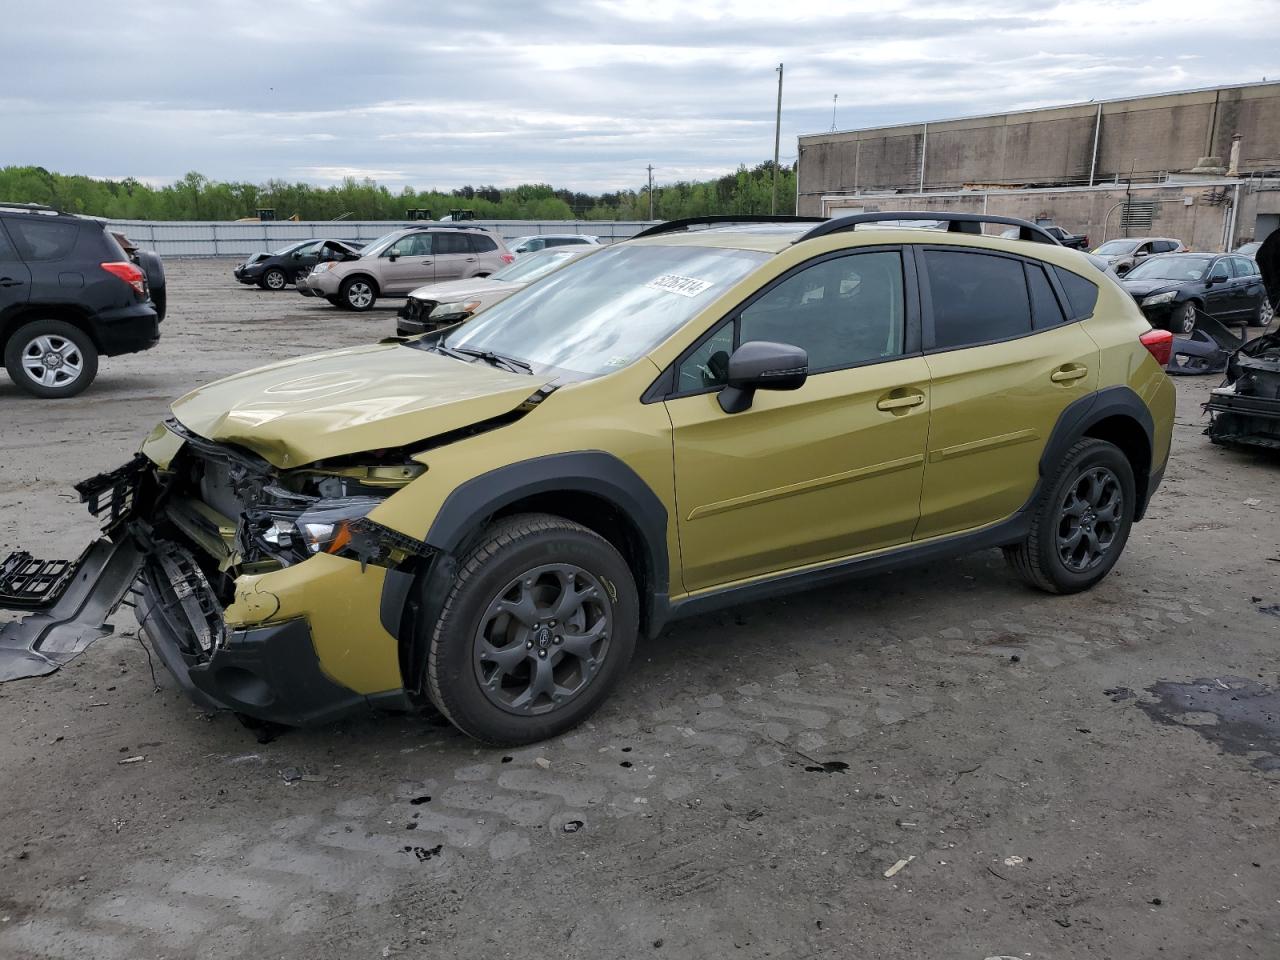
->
[{"left": 796, "top": 81, "right": 1280, "bottom": 249}]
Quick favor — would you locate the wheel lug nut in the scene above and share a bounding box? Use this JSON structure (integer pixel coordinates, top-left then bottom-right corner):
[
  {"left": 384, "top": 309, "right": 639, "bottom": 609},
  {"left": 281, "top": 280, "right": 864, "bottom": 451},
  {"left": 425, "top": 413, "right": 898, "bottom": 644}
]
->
[
  {"left": 553, "top": 636, "right": 562, "bottom": 644},
  {"left": 538, "top": 650, "right": 547, "bottom": 658},
  {"left": 526, "top": 641, "right": 533, "bottom": 649}
]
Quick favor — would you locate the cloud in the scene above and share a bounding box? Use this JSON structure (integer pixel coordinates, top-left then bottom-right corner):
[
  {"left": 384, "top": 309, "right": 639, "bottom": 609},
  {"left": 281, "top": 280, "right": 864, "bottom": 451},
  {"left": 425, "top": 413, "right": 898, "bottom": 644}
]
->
[{"left": 3, "top": 0, "right": 1273, "bottom": 192}]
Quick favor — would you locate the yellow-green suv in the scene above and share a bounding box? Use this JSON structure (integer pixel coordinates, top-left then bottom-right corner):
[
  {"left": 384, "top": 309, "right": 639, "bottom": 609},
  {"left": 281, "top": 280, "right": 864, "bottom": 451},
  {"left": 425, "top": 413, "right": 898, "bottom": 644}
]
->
[{"left": 0, "top": 213, "right": 1175, "bottom": 745}]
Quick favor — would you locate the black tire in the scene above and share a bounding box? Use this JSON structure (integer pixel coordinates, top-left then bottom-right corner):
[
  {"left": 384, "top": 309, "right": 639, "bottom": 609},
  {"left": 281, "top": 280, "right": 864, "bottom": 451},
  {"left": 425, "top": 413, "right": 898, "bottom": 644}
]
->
[
  {"left": 3, "top": 319, "right": 99, "bottom": 399},
  {"left": 1248, "top": 296, "right": 1274, "bottom": 328},
  {"left": 1003, "top": 438, "right": 1135, "bottom": 595},
  {"left": 325, "top": 296, "right": 346, "bottom": 309},
  {"left": 1171, "top": 301, "right": 1196, "bottom": 335},
  {"left": 340, "top": 276, "right": 377, "bottom": 311},
  {"left": 425, "top": 513, "right": 638, "bottom": 745},
  {"left": 259, "top": 268, "right": 287, "bottom": 291},
  {"left": 151, "top": 286, "right": 167, "bottom": 323}
]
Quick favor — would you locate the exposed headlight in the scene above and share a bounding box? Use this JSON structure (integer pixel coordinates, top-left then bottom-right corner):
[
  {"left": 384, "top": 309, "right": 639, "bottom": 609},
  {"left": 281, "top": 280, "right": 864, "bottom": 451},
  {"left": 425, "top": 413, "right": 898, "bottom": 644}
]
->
[
  {"left": 1142, "top": 291, "right": 1177, "bottom": 306},
  {"left": 431, "top": 299, "right": 482, "bottom": 320},
  {"left": 248, "top": 496, "right": 382, "bottom": 564},
  {"left": 312, "top": 262, "right": 336, "bottom": 274}
]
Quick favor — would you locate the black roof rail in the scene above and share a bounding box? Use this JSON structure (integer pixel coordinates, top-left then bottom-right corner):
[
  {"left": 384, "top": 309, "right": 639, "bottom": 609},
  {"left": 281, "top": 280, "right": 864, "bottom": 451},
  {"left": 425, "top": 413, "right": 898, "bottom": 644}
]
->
[
  {"left": 794, "top": 212, "right": 1061, "bottom": 245},
  {"left": 630, "top": 215, "right": 826, "bottom": 240}
]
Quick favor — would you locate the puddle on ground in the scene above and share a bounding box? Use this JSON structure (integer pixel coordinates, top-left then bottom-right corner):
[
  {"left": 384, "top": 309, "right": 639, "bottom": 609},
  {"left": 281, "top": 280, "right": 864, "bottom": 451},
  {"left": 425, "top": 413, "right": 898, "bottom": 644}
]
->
[{"left": 1136, "top": 677, "right": 1280, "bottom": 771}]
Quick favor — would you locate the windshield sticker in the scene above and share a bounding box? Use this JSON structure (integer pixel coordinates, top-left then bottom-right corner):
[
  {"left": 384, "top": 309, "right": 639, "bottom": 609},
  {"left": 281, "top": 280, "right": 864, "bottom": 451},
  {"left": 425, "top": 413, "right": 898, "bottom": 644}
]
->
[{"left": 645, "top": 274, "right": 714, "bottom": 298}]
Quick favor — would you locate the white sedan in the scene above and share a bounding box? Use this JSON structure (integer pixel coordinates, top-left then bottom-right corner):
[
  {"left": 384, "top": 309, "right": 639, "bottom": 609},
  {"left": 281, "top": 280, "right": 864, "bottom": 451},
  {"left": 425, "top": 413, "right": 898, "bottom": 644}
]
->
[{"left": 396, "top": 245, "right": 599, "bottom": 335}]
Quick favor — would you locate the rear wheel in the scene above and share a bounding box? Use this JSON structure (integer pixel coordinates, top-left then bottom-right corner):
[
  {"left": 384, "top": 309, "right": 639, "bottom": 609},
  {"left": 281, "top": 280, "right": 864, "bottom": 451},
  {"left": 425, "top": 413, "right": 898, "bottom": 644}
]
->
[
  {"left": 1171, "top": 301, "right": 1197, "bottom": 335},
  {"left": 1003, "top": 438, "right": 1135, "bottom": 594},
  {"left": 4, "top": 319, "right": 99, "bottom": 399},
  {"left": 1249, "top": 296, "right": 1274, "bottom": 328},
  {"left": 340, "top": 276, "right": 376, "bottom": 311},
  {"left": 425, "top": 514, "right": 638, "bottom": 745}
]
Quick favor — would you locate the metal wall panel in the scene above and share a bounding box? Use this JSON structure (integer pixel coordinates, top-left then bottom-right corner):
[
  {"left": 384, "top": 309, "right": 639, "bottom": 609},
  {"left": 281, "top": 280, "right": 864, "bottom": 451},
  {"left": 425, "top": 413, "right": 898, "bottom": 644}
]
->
[{"left": 100, "top": 219, "right": 656, "bottom": 257}]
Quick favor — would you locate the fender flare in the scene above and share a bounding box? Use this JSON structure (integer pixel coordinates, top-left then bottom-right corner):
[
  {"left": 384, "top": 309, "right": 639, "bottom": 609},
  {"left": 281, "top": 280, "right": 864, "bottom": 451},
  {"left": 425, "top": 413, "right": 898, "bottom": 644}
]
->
[{"left": 1032, "top": 385, "right": 1157, "bottom": 519}]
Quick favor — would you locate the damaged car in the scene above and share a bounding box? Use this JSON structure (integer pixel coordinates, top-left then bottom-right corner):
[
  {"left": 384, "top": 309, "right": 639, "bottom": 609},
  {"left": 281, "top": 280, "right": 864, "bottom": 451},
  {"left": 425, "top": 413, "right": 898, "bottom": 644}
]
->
[
  {"left": 1206, "top": 232, "right": 1280, "bottom": 451},
  {"left": 0, "top": 212, "right": 1175, "bottom": 744}
]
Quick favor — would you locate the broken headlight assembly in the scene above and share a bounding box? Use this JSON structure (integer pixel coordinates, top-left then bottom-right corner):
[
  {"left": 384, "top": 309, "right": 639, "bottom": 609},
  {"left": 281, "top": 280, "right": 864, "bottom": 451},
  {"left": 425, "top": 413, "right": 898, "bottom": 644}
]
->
[{"left": 243, "top": 496, "right": 431, "bottom": 568}]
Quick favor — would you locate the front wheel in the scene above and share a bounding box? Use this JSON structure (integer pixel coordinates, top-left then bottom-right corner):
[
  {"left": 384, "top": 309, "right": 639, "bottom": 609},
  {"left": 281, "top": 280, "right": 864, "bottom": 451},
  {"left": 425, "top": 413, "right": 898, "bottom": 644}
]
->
[
  {"left": 4, "top": 319, "right": 99, "bottom": 399},
  {"left": 1003, "top": 438, "right": 1135, "bottom": 594},
  {"left": 425, "top": 514, "right": 638, "bottom": 745},
  {"left": 1249, "top": 296, "right": 1274, "bottom": 328},
  {"left": 340, "top": 276, "right": 376, "bottom": 311},
  {"left": 259, "top": 268, "right": 287, "bottom": 291}
]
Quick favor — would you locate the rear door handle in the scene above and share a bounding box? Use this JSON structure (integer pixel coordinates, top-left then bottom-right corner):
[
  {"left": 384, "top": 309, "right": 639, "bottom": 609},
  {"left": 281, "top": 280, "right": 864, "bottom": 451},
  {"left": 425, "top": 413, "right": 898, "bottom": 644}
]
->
[
  {"left": 0, "top": 277, "right": 23, "bottom": 287},
  {"left": 876, "top": 391, "right": 926, "bottom": 411},
  {"left": 1051, "top": 365, "right": 1089, "bottom": 383},
  {"left": 464, "top": 257, "right": 477, "bottom": 262}
]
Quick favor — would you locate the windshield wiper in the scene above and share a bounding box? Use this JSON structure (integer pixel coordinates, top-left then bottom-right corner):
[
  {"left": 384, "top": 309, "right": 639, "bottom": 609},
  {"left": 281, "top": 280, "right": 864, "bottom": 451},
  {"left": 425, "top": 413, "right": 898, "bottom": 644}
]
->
[{"left": 453, "top": 346, "right": 533, "bottom": 374}]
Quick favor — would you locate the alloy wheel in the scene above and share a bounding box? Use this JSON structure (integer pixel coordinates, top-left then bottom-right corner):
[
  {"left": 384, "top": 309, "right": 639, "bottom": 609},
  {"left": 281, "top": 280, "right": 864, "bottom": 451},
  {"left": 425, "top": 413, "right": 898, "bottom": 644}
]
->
[
  {"left": 1056, "top": 466, "right": 1123, "bottom": 572},
  {"left": 265, "top": 270, "right": 286, "bottom": 290},
  {"left": 472, "top": 563, "right": 613, "bottom": 716},
  {"left": 20, "top": 334, "right": 85, "bottom": 389},
  {"left": 1260, "top": 298, "right": 1275, "bottom": 328},
  {"left": 347, "top": 282, "right": 373, "bottom": 309}
]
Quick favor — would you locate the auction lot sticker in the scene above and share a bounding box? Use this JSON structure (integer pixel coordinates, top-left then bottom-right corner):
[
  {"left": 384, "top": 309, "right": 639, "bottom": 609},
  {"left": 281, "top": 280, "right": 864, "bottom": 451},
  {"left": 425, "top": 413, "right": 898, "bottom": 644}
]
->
[{"left": 646, "top": 274, "right": 714, "bottom": 297}]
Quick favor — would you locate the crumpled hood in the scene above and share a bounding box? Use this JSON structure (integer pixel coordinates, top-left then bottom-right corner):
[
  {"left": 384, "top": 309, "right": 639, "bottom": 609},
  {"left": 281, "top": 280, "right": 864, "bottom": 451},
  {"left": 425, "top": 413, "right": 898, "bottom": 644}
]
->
[
  {"left": 407, "top": 276, "right": 514, "bottom": 302},
  {"left": 1120, "top": 279, "right": 1177, "bottom": 298},
  {"left": 169, "top": 343, "right": 547, "bottom": 468},
  {"left": 244, "top": 253, "right": 268, "bottom": 266}
]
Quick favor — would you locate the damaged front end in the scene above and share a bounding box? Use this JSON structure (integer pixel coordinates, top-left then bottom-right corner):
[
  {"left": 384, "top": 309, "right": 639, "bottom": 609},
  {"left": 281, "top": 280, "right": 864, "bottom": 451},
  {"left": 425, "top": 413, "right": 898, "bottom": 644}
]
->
[
  {"left": 1206, "top": 231, "right": 1280, "bottom": 452},
  {"left": 0, "top": 418, "right": 436, "bottom": 724}
]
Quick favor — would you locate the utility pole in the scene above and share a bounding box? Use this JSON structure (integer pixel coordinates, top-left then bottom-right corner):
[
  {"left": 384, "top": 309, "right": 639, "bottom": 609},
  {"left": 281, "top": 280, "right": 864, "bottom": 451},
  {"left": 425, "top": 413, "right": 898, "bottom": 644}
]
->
[
  {"left": 772, "top": 63, "right": 784, "bottom": 214},
  {"left": 646, "top": 164, "right": 654, "bottom": 221}
]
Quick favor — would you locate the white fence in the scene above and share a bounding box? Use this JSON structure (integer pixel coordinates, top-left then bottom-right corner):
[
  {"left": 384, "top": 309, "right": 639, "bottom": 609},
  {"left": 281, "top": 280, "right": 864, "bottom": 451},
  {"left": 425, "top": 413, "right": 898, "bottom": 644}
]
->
[{"left": 100, "top": 219, "right": 657, "bottom": 258}]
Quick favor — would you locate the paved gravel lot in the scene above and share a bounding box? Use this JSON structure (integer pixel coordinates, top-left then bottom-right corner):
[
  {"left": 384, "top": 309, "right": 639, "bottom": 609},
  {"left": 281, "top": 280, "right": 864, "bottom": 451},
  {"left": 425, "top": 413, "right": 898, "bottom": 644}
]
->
[{"left": 1, "top": 258, "right": 1278, "bottom": 959}]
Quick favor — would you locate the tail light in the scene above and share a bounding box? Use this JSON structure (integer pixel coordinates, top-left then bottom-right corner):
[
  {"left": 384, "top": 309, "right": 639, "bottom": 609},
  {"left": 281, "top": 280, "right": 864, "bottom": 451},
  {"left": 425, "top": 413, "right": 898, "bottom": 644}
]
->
[
  {"left": 1140, "top": 328, "right": 1173, "bottom": 367},
  {"left": 101, "top": 261, "right": 147, "bottom": 297},
  {"left": 501, "top": 253, "right": 515, "bottom": 264}
]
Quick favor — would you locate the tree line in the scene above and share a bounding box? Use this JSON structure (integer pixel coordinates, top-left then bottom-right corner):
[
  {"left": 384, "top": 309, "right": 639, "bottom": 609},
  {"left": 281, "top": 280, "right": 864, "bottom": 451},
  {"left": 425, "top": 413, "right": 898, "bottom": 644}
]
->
[{"left": 0, "top": 162, "right": 797, "bottom": 222}]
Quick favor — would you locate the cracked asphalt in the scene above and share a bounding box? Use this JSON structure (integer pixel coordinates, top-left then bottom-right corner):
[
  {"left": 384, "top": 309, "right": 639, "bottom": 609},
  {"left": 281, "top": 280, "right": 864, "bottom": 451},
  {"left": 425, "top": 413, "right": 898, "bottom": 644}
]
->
[{"left": 1, "top": 259, "right": 1278, "bottom": 959}]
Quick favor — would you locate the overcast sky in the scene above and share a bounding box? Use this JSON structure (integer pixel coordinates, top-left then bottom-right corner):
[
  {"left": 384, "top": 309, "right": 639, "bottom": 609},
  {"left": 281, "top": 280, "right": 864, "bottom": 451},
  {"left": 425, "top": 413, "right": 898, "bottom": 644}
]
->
[{"left": 4, "top": 0, "right": 1274, "bottom": 193}]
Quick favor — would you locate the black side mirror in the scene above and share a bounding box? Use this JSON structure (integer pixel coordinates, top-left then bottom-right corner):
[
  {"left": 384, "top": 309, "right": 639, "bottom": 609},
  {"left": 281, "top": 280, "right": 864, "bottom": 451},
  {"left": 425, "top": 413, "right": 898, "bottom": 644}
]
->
[{"left": 718, "top": 340, "right": 808, "bottom": 414}]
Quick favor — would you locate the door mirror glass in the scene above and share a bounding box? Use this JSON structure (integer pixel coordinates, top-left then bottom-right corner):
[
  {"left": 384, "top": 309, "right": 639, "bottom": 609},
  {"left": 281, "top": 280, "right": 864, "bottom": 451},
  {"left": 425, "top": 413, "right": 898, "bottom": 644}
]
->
[{"left": 718, "top": 340, "right": 808, "bottom": 414}]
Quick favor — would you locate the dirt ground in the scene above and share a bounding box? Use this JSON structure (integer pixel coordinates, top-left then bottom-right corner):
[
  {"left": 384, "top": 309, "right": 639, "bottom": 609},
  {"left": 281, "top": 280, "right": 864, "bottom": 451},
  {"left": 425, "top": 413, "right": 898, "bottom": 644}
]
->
[{"left": 1, "top": 258, "right": 1277, "bottom": 960}]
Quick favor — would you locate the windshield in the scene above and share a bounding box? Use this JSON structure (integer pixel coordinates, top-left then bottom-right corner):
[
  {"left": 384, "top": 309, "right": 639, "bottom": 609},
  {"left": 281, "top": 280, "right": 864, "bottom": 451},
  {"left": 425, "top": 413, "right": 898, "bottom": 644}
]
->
[
  {"left": 358, "top": 230, "right": 406, "bottom": 257},
  {"left": 1093, "top": 240, "right": 1139, "bottom": 255},
  {"left": 490, "top": 247, "right": 591, "bottom": 283},
  {"left": 442, "top": 244, "right": 766, "bottom": 376},
  {"left": 269, "top": 240, "right": 308, "bottom": 256},
  {"left": 1125, "top": 255, "right": 1211, "bottom": 282}
]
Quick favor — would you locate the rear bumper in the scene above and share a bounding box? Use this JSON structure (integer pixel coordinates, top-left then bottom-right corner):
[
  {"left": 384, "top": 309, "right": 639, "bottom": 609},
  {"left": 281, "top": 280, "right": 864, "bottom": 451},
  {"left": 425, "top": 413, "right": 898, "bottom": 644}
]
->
[
  {"left": 1205, "top": 389, "right": 1280, "bottom": 450},
  {"left": 96, "top": 303, "right": 160, "bottom": 356}
]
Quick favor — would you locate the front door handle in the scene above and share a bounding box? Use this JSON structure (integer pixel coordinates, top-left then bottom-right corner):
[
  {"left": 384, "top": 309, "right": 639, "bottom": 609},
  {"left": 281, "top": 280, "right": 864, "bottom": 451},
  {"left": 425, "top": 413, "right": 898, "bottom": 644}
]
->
[
  {"left": 464, "top": 257, "right": 477, "bottom": 262},
  {"left": 1051, "top": 365, "right": 1088, "bottom": 383},
  {"left": 876, "top": 391, "right": 926, "bottom": 411},
  {"left": 0, "top": 277, "right": 23, "bottom": 287}
]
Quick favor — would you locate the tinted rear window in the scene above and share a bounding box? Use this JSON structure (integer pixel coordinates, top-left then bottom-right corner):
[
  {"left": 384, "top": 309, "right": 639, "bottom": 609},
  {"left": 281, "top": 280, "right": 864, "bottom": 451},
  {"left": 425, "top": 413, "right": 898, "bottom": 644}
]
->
[
  {"left": 7, "top": 218, "right": 80, "bottom": 261},
  {"left": 1053, "top": 267, "right": 1100, "bottom": 320},
  {"left": 433, "top": 233, "right": 471, "bottom": 255},
  {"left": 926, "top": 250, "right": 1032, "bottom": 349},
  {"left": 469, "top": 234, "right": 497, "bottom": 253}
]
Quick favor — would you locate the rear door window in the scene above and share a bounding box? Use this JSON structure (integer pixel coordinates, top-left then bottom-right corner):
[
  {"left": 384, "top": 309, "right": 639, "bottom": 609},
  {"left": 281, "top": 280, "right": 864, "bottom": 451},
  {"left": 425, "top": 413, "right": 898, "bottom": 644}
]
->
[
  {"left": 8, "top": 218, "right": 80, "bottom": 261},
  {"left": 433, "top": 233, "right": 471, "bottom": 255},
  {"left": 925, "top": 250, "right": 1032, "bottom": 349},
  {"left": 1230, "top": 256, "right": 1257, "bottom": 278},
  {"left": 469, "top": 234, "right": 498, "bottom": 253}
]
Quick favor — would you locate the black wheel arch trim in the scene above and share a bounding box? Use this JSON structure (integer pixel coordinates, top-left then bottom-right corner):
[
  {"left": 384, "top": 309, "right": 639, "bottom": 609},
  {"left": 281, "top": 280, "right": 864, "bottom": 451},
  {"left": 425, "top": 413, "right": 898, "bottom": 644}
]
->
[
  {"left": 1030, "top": 384, "right": 1157, "bottom": 521},
  {"left": 419, "top": 450, "right": 670, "bottom": 634}
]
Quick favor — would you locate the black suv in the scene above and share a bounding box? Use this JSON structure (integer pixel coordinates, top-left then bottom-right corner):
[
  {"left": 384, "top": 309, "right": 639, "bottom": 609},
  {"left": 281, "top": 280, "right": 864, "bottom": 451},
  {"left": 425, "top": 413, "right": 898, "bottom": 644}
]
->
[{"left": 0, "top": 203, "right": 160, "bottom": 398}]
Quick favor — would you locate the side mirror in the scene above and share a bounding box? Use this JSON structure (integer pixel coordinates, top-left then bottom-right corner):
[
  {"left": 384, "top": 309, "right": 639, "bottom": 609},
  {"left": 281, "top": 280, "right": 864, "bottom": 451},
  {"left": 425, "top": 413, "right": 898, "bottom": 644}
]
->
[
  {"left": 388, "top": 253, "right": 399, "bottom": 262},
  {"left": 718, "top": 340, "right": 808, "bottom": 414},
  {"left": 1115, "top": 262, "right": 1132, "bottom": 275}
]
